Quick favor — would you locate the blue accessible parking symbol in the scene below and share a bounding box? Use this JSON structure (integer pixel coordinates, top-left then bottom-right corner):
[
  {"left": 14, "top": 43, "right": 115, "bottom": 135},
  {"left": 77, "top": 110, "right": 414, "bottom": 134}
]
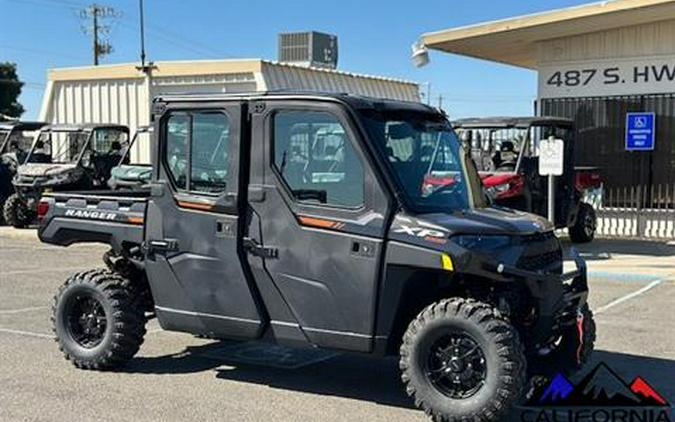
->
[{"left": 625, "top": 112, "right": 656, "bottom": 151}]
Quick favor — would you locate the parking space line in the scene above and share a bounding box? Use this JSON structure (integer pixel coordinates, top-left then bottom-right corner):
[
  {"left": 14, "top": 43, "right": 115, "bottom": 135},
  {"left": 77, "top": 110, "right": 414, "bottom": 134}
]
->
[
  {"left": 0, "top": 306, "right": 48, "bottom": 314},
  {"left": 0, "top": 327, "right": 53, "bottom": 339},
  {"left": 595, "top": 279, "right": 664, "bottom": 314}
]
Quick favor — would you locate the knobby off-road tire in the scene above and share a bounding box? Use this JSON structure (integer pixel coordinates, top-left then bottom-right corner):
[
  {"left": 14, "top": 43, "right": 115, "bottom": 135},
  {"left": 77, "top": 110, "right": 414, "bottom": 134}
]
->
[
  {"left": 51, "top": 269, "right": 146, "bottom": 370},
  {"left": 569, "top": 202, "right": 596, "bottom": 243},
  {"left": 3, "top": 193, "right": 33, "bottom": 228},
  {"left": 531, "top": 304, "right": 596, "bottom": 377},
  {"left": 400, "top": 298, "right": 527, "bottom": 422}
]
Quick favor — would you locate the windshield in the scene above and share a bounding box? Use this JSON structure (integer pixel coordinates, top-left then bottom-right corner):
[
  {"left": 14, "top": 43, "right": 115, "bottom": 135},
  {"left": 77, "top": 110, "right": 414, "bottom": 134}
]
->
[
  {"left": 456, "top": 124, "right": 572, "bottom": 173},
  {"left": 0, "top": 129, "right": 38, "bottom": 156},
  {"left": 29, "top": 128, "right": 128, "bottom": 165},
  {"left": 122, "top": 130, "right": 152, "bottom": 166},
  {"left": 362, "top": 110, "right": 487, "bottom": 212}
]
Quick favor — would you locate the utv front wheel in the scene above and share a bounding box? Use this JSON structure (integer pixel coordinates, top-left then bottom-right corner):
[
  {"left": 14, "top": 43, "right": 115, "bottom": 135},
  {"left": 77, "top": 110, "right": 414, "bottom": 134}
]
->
[
  {"left": 51, "top": 269, "right": 146, "bottom": 370},
  {"left": 400, "top": 298, "right": 527, "bottom": 422},
  {"left": 3, "top": 193, "right": 33, "bottom": 228},
  {"left": 569, "top": 202, "right": 596, "bottom": 243}
]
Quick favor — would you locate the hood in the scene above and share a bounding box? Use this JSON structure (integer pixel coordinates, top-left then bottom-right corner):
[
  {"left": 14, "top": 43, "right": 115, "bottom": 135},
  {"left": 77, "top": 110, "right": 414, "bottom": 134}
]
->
[
  {"left": 110, "top": 165, "right": 152, "bottom": 182},
  {"left": 17, "top": 163, "right": 77, "bottom": 178},
  {"left": 420, "top": 207, "right": 553, "bottom": 236}
]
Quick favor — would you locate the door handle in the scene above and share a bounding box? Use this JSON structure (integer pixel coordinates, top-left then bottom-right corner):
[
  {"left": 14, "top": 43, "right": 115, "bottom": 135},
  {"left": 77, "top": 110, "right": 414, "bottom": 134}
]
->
[{"left": 243, "top": 237, "right": 278, "bottom": 259}]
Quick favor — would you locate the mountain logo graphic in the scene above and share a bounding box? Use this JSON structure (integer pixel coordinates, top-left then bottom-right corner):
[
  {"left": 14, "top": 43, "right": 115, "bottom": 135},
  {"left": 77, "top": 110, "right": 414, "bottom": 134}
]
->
[{"left": 527, "top": 362, "right": 670, "bottom": 407}]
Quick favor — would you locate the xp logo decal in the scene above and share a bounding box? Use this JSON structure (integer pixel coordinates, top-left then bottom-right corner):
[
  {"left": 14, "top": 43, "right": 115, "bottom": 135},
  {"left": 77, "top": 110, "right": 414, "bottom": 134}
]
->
[
  {"left": 393, "top": 224, "right": 446, "bottom": 239},
  {"left": 520, "top": 362, "right": 671, "bottom": 422}
]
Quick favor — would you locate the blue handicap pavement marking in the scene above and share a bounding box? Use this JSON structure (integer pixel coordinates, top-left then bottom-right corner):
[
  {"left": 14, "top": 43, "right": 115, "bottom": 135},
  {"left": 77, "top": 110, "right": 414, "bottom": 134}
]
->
[{"left": 625, "top": 112, "right": 656, "bottom": 151}]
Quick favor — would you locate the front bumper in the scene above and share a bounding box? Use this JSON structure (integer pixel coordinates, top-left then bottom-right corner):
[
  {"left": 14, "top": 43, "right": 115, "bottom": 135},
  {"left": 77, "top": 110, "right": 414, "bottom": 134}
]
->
[{"left": 493, "top": 248, "right": 589, "bottom": 346}]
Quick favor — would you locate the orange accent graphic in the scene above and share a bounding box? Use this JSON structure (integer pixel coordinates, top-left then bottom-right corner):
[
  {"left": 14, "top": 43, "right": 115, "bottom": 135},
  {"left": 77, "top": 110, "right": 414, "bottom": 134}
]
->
[
  {"left": 298, "top": 216, "right": 345, "bottom": 230},
  {"left": 177, "top": 201, "right": 214, "bottom": 211},
  {"left": 127, "top": 216, "right": 144, "bottom": 225}
]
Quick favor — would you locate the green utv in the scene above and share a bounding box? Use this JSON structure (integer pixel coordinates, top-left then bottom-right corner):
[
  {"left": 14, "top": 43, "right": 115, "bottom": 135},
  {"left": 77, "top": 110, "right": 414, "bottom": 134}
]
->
[
  {"left": 4, "top": 123, "right": 129, "bottom": 227},
  {"left": 37, "top": 92, "right": 595, "bottom": 422},
  {"left": 107, "top": 125, "right": 153, "bottom": 190}
]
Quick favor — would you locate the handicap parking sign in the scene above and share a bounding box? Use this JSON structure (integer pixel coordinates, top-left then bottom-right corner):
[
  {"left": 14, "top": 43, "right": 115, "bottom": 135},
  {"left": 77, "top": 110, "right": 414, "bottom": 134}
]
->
[{"left": 625, "top": 112, "right": 656, "bottom": 151}]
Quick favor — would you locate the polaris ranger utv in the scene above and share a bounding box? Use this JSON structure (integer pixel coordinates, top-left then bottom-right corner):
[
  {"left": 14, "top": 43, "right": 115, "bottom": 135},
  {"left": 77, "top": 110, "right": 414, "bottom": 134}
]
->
[
  {"left": 107, "top": 125, "right": 153, "bottom": 190},
  {"left": 453, "top": 117, "right": 601, "bottom": 243},
  {"left": 0, "top": 121, "right": 45, "bottom": 224},
  {"left": 38, "top": 93, "right": 594, "bottom": 422},
  {"left": 4, "top": 123, "right": 129, "bottom": 227}
]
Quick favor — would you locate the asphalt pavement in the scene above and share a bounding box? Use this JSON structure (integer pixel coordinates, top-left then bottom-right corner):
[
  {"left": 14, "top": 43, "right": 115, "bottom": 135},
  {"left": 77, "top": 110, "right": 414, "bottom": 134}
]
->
[{"left": 1, "top": 228, "right": 673, "bottom": 422}]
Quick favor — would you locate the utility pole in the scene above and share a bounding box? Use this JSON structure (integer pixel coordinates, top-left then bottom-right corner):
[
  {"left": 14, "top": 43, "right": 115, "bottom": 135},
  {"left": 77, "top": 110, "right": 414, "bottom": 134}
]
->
[
  {"left": 437, "top": 94, "right": 444, "bottom": 111},
  {"left": 79, "top": 4, "right": 121, "bottom": 65}
]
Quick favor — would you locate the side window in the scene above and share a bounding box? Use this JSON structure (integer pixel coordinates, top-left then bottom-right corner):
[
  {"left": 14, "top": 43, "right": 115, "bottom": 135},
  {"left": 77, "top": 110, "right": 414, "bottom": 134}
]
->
[
  {"left": 164, "top": 111, "right": 231, "bottom": 194},
  {"left": 190, "top": 113, "right": 230, "bottom": 193},
  {"left": 165, "top": 114, "right": 189, "bottom": 190},
  {"left": 273, "top": 110, "right": 365, "bottom": 208}
]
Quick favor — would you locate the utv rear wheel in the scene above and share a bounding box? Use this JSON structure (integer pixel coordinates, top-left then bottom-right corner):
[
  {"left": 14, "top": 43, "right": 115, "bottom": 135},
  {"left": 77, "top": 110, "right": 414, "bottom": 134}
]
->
[
  {"left": 530, "top": 304, "right": 596, "bottom": 376},
  {"left": 3, "top": 193, "right": 33, "bottom": 228},
  {"left": 51, "top": 269, "right": 146, "bottom": 370},
  {"left": 569, "top": 203, "right": 596, "bottom": 243},
  {"left": 400, "top": 298, "right": 527, "bottom": 422}
]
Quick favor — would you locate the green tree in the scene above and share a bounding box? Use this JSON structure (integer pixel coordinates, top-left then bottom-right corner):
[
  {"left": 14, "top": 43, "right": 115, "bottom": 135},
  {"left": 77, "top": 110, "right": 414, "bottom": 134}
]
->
[{"left": 0, "top": 62, "right": 25, "bottom": 119}]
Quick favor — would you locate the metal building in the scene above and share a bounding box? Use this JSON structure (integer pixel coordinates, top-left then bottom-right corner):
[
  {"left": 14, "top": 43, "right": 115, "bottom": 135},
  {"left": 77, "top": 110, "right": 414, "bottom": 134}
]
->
[
  {"left": 39, "top": 59, "right": 420, "bottom": 163},
  {"left": 417, "top": 0, "right": 675, "bottom": 238}
]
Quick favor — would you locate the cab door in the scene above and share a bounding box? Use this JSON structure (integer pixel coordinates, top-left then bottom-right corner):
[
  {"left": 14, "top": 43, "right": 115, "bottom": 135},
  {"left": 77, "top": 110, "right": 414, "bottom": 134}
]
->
[
  {"left": 144, "top": 102, "right": 264, "bottom": 339},
  {"left": 245, "top": 100, "right": 391, "bottom": 352}
]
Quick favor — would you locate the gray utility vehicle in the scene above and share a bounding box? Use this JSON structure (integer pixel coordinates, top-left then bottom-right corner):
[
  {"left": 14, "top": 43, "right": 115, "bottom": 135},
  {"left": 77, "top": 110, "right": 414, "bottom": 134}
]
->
[
  {"left": 38, "top": 93, "right": 595, "bottom": 422},
  {"left": 4, "top": 123, "right": 129, "bottom": 227},
  {"left": 0, "top": 121, "right": 46, "bottom": 224},
  {"left": 107, "top": 125, "right": 153, "bottom": 190}
]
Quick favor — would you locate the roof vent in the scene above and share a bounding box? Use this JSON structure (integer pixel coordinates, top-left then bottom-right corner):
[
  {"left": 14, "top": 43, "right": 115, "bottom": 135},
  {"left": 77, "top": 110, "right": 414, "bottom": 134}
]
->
[{"left": 278, "top": 31, "right": 338, "bottom": 69}]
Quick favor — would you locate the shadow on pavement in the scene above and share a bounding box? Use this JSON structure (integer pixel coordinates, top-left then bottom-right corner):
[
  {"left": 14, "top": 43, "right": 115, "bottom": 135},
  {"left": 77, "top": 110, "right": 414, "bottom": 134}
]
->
[
  {"left": 123, "top": 340, "right": 414, "bottom": 409},
  {"left": 563, "top": 238, "right": 675, "bottom": 260},
  {"left": 122, "top": 341, "right": 675, "bottom": 412}
]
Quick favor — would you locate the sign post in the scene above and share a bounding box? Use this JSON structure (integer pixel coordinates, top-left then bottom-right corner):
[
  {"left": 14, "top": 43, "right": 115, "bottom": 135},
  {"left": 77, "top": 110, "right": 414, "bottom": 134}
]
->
[
  {"left": 625, "top": 112, "right": 656, "bottom": 151},
  {"left": 539, "top": 137, "right": 564, "bottom": 223}
]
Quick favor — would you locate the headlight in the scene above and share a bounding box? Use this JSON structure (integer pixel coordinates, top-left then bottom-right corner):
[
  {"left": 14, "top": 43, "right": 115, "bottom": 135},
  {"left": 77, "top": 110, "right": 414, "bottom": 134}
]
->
[
  {"left": 452, "top": 235, "right": 512, "bottom": 252},
  {"left": 47, "top": 173, "right": 72, "bottom": 184}
]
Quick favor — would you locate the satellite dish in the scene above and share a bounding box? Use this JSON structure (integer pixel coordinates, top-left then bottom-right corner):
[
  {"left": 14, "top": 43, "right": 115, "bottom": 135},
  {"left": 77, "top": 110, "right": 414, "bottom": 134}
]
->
[{"left": 411, "top": 41, "right": 429, "bottom": 68}]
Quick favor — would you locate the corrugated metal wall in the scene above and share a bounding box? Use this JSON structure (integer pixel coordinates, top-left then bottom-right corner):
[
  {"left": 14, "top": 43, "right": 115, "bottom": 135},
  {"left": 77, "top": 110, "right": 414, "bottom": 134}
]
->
[
  {"left": 261, "top": 62, "right": 420, "bottom": 102},
  {"left": 540, "top": 94, "right": 675, "bottom": 190},
  {"left": 40, "top": 62, "right": 420, "bottom": 164}
]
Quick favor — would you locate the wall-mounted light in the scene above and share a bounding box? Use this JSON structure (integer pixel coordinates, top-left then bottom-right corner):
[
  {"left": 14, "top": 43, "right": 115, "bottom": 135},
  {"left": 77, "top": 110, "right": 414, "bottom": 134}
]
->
[{"left": 411, "top": 40, "right": 430, "bottom": 68}]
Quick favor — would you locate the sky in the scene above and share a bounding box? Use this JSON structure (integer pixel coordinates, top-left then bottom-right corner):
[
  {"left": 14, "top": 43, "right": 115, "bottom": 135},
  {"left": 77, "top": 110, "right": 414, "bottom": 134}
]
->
[{"left": 1, "top": 0, "right": 595, "bottom": 120}]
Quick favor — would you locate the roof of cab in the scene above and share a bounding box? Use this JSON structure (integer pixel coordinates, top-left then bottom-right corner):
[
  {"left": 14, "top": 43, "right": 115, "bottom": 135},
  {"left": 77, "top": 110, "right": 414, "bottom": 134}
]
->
[
  {"left": 453, "top": 116, "right": 574, "bottom": 129},
  {"left": 0, "top": 121, "right": 47, "bottom": 131},
  {"left": 41, "top": 123, "right": 130, "bottom": 132},
  {"left": 153, "top": 90, "right": 438, "bottom": 114}
]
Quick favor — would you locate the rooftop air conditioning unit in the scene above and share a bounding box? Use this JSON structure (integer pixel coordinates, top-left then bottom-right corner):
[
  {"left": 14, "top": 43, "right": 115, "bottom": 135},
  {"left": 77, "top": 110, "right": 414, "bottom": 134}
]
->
[{"left": 278, "top": 31, "right": 338, "bottom": 69}]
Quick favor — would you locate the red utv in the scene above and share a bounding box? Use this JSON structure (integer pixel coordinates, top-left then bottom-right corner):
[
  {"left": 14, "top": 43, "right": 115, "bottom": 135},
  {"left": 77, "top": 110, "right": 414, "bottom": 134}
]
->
[{"left": 450, "top": 117, "right": 601, "bottom": 243}]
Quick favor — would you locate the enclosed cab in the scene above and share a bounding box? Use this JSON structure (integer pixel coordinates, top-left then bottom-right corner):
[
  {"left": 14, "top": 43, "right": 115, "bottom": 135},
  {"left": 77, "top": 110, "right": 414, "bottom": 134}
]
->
[
  {"left": 38, "top": 93, "right": 594, "bottom": 422},
  {"left": 3, "top": 123, "right": 129, "bottom": 227},
  {"left": 453, "top": 117, "right": 601, "bottom": 242}
]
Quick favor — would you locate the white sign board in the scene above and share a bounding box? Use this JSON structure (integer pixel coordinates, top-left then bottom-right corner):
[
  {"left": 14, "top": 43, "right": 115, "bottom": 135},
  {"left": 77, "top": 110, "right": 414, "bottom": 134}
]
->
[
  {"left": 539, "top": 55, "right": 675, "bottom": 99},
  {"left": 539, "top": 138, "right": 564, "bottom": 176}
]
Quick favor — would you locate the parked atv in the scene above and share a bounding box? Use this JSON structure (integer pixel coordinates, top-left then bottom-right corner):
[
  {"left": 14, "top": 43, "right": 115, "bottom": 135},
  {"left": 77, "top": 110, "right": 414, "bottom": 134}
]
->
[
  {"left": 0, "top": 121, "right": 46, "bottom": 224},
  {"left": 453, "top": 117, "right": 601, "bottom": 243},
  {"left": 38, "top": 93, "right": 594, "bottom": 422},
  {"left": 4, "top": 123, "right": 129, "bottom": 227},
  {"left": 107, "top": 125, "right": 153, "bottom": 190}
]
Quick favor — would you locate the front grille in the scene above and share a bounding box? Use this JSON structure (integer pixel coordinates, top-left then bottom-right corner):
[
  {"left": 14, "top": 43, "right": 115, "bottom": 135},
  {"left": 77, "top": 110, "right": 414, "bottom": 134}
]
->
[{"left": 516, "top": 231, "right": 562, "bottom": 272}]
